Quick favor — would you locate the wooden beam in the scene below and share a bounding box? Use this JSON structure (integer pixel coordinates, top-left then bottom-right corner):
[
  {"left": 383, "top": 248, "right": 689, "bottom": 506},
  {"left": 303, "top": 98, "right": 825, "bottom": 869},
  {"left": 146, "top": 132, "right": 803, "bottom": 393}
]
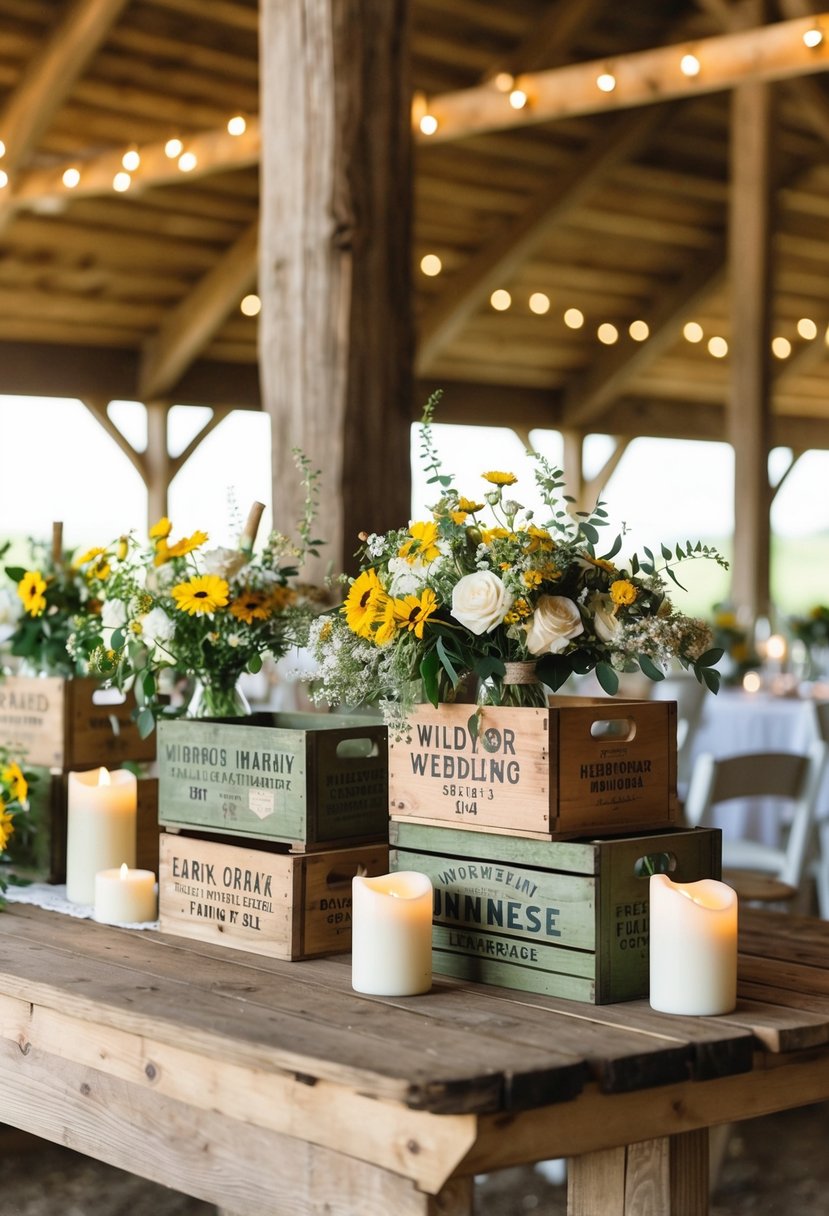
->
[
  {"left": 145, "top": 401, "right": 171, "bottom": 524},
  {"left": 0, "top": 0, "right": 131, "bottom": 177},
  {"left": 416, "top": 109, "right": 664, "bottom": 374},
  {"left": 484, "top": 0, "right": 607, "bottom": 78},
  {"left": 414, "top": 12, "right": 829, "bottom": 144},
  {"left": 81, "top": 397, "right": 148, "bottom": 481},
  {"left": 139, "top": 222, "right": 258, "bottom": 401},
  {"left": 169, "top": 406, "right": 232, "bottom": 479},
  {"left": 728, "top": 1, "right": 775, "bottom": 618}
]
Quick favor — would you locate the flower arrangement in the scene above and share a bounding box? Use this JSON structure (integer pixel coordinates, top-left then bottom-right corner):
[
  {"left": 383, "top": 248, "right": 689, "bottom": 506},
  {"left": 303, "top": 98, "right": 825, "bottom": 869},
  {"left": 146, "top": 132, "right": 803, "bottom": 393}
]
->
[
  {"left": 710, "top": 604, "right": 758, "bottom": 684},
  {"left": 2, "top": 528, "right": 109, "bottom": 677},
  {"left": 75, "top": 456, "right": 325, "bottom": 735},
  {"left": 0, "top": 750, "right": 32, "bottom": 906},
  {"left": 789, "top": 605, "right": 829, "bottom": 650},
  {"left": 309, "top": 394, "right": 726, "bottom": 728}
]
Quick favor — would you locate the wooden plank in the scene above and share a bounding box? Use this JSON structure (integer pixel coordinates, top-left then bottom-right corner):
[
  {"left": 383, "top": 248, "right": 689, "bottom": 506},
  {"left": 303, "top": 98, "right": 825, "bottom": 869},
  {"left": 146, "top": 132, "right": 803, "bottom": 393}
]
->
[{"left": 670, "top": 1130, "right": 708, "bottom": 1216}]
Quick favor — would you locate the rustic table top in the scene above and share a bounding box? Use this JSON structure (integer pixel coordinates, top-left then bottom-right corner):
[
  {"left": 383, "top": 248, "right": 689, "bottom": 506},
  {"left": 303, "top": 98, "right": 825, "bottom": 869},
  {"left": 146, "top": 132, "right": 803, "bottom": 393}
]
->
[{"left": 0, "top": 902, "right": 826, "bottom": 1113}]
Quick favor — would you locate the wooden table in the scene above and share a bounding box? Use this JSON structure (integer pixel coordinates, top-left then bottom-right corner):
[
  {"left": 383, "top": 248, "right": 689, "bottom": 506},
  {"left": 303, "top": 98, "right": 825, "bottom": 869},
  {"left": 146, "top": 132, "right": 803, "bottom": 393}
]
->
[{"left": 2, "top": 905, "right": 829, "bottom": 1216}]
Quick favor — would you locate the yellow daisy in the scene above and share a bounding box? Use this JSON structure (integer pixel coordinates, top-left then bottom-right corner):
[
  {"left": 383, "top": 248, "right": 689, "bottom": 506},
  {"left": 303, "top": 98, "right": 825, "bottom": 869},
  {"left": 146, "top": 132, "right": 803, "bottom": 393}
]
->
[
  {"left": 0, "top": 804, "right": 13, "bottom": 852},
  {"left": 610, "top": 579, "right": 637, "bottom": 607},
  {"left": 166, "top": 529, "right": 209, "bottom": 559},
  {"left": 398, "top": 521, "right": 441, "bottom": 564},
  {"left": 2, "top": 763, "right": 27, "bottom": 804},
  {"left": 149, "top": 517, "right": 173, "bottom": 540},
  {"left": 171, "top": 574, "right": 230, "bottom": 616},
  {"left": 526, "top": 525, "right": 554, "bottom": 552},
  {"left": 523, "top": 569, "right": 543, "bottom": 588},
  {"left": 116, "top": 535, "right": 129, "bottom": 561},
  {"left": 374, "top": 598, "right": 400, "bottom": 646},
  {"left": 481, "top": 527, "right": 511, "bottom": 544},
  {"left": 17, "top": 571, "right": 47, "bottom": 617},
  {"left": 392, "top": 588, "right": 439, "bottom": 639},
  {"left": 457, "top": 497, "right": 484, "bottom": 513},
  {"left": 343, "top": 569, "right": 388, "bottom": 638},
  {"left": 230, "top": 589, "right": 272, "bottom": 624},
  {"left": 73, "top": 546, "right": 106, "bottom": 569},
  {"left": 482, "top": 470, "right": 517, "bottom": 486}
]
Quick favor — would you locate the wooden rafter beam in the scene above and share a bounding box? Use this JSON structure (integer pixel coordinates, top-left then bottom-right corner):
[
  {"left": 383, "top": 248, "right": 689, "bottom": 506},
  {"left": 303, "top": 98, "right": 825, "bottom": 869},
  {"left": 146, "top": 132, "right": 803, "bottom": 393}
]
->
[
  {"left": 139, "top": 221, "right": 258, "bottom": 401},
  {"left": 81, "top": 397, "right": 148, "bottom": 481},
  {"left": 414, "top": 12, "right": 829, "bottom": 144},
  {"left": 169, "top": 407, "right": 232, "bottom": 479},
  {"left": 0, "top": 0, "right": 131, "bottom": 177},
  {"left": 484, "top": 0, "right": 608, "bottom": 78},
  {"left": 416, "top": 108, "right": 663, "bottom": 373}
]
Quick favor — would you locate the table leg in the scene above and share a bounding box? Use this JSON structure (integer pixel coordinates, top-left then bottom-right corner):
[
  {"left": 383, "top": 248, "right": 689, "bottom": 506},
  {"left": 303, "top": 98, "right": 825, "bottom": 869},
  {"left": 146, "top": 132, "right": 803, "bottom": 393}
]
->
[{"left": 567, "top": 1130, "right": 708, "bottom": 1216}]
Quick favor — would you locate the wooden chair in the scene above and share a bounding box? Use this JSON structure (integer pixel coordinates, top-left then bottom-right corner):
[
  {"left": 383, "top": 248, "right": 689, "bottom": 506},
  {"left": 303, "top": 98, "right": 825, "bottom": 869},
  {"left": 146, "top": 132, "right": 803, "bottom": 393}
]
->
[
  {"left": 684, "top": 741, "right": 828, "bottom": 908},
  {"left": 808, "top": 702, "right": 829, "bottom": 917},
  {"left": 651, "top": 672, "right": 707, "bottom": 799}
]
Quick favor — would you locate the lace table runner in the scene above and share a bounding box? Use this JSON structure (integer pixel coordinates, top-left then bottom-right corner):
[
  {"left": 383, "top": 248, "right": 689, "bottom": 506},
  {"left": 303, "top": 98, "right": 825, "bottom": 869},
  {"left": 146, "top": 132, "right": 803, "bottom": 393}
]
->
[{"left": 4, "top": 881, "right": 159, "bottom": 930}]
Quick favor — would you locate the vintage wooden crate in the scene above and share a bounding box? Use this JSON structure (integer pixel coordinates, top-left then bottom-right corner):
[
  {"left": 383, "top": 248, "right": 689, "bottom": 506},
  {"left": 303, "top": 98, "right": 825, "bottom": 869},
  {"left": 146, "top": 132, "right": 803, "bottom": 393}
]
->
[
  {"left": 157, "top": 712, "right": 388, "bottom": 849},
  {"left": 159, "top": 832, "right": 389, "bottom": 959},
  {"left": 0, "top": 675, "right": 155, "bottom": 770},
  {"left": 390, "top": 820, "right": 721, "bottom": 1004},
  {"left": 388, "top": 696, "right": 678, "bottom": 839}
]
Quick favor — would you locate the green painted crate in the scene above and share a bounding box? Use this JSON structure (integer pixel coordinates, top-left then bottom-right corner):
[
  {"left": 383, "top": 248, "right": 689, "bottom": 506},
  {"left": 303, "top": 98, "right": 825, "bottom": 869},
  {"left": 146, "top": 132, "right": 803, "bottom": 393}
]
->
[
  {"left": 158, "top": 712, "right": 389, "bottom": 850},
  {"left": 390, "top": 820, "right": 722, "bottom": 1004}
]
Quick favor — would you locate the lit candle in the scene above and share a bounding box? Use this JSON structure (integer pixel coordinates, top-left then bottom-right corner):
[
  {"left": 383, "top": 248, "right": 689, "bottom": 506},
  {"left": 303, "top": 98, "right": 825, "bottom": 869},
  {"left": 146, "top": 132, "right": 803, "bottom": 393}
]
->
[
  {"left": 66, "top": 767, "right": 137, "bottom": 904},
  {"left": 649, "top": 873, "right": 738, "bottom": 1015},
  {"left": 94, "top": 863, "right": 157, "bottom": 924},
  {"left": 352, "top": 871, "right": 433, "bottom": 996}
]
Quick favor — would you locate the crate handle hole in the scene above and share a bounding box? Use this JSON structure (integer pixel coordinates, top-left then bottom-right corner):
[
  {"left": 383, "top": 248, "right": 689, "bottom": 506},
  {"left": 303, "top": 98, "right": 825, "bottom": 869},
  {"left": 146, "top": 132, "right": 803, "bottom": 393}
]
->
[
  {"left": 326, "top": 865, "right": 366, "bottom": 886},
  {"left": 590, "top": 717, "right": 635, "bottom": 742},
  {"left": 92, "top": 687, "right": 127, "bottom": 707},
  {"left": 336, "top": 738, "right": 380, "bottom": 761},
  {"left": 634, "top": 852, "right": 678, "bottom": 878}
]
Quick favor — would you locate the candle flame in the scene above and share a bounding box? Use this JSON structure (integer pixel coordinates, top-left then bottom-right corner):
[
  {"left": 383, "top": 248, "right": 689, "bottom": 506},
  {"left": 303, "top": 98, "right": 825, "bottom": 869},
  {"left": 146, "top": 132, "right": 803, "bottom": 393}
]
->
[
  {"left": 99, "top": 766, "right": 111, "bottom": 786},
  {"left": 119, "top": 863, "right": 129, "bottom": 880}
]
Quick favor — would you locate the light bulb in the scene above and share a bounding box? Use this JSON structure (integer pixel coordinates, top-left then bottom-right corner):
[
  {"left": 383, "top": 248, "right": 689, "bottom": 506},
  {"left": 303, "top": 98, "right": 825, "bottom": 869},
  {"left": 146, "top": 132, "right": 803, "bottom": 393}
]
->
[
  {"left": 62, "top": 167, "right": 80, "bottom": 188},
  {"left": 227, "top": 115, "right": 247, "bottom": 136},
  {"left": 165, "top": 138, "right": 183, "bottom": 158}
]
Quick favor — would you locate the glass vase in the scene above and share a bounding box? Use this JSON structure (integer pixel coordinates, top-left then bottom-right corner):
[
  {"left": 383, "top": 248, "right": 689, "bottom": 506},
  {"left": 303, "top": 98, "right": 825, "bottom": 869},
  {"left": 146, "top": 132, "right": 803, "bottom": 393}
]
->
[
  {"left": 477, "top": 661, "right": 548, "bottom": 708},
  {"left": 186, "top": 676, "right": 251, "bottom": 720}
]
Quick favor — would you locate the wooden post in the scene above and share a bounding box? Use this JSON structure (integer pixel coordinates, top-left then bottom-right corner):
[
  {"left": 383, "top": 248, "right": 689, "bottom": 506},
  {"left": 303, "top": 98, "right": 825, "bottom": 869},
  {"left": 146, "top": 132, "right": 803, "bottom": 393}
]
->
[
  {"left": 259, "top": 0, "right": 414, "bottom": 580},
  {"left": 728, "top": 1, "right": 775, "bottom": 620},
  {"left": 145, "top": 401, "right": 171, "bottom": 527},
  {"left": 568, "top": 1132, "right": 708, "bottom": 1215}
]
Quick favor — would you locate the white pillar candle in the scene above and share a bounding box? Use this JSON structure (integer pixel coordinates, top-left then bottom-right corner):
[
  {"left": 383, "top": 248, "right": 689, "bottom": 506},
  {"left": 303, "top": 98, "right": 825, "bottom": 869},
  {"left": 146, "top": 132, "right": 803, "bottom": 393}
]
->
[
  {"left": 94, "top": 863, "right": 158, "bottom": 924},
  {"left": 649, "top": 873, "right": 738, "bottom": 1016},
  {"left": 352, "top": 871, "right": 433, "bottom": 996},
  {"left": 66, "top": 767, "right": 137, "bottom": 905}
]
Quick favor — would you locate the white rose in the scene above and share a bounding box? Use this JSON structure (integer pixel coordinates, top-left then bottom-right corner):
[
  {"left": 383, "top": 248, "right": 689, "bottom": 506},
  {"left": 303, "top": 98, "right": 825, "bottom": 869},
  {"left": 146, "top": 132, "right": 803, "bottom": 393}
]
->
[
  {"left": 525, "top": 595, "right": 584, "bottom": 655},
  {"left": 141, "top": 606, "right": 176, "bottom": 653},
  {"left": 589, "top": 593, "right": 621, "bottom": 643},
  {"left": 451, "top": 571, "right": 513, "bottom": 636},
  {"left": 202, "top": 547, "right": 247, "bottom": 579}
]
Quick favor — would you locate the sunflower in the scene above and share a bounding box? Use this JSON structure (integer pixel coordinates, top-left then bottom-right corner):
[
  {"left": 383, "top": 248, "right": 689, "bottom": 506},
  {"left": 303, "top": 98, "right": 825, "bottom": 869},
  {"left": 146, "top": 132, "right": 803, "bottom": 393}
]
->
[
  {"left": 0, "top": 804, "right": 14, "bottom": 853},
  {"left": 610, "top": 579, "right": 637, "bottom": 607},
  {"left": 393, "top": 588, "right": 439, "bottom": 639},
  {"left": 2, "top": 763, "right": 27, "bottom": 804},
  {"left": 482, "top": 470, "right": 517, "bottom": 486},
  {"left": 343, "top": 568, "right": 387, "bottom": 638},
  {"left": 171, "top": 574, "right": 230, "bottom": 616},
  {"left": 17, "top": 571, "right": 47, "bottom": 617},
  {"left": 374, "top": 598, "right": 400, "bottom": 646},
  {"left": 149, "top": 517, "right": 173, "bottom": 540},
  {"left": 166, "top": 529, "right": 209, "bottom": 559},
  {"left": 398, "top": 521, "right": 441, "bottom": 564},
  {"left": 269, "top": 585, "right": 298, "bottom": 610},
  {"left": 230, "top": 589, "right": 272, "bottom": 624},
  {"left": 73, "top": 546, "right": 107, "bottom": 569}
]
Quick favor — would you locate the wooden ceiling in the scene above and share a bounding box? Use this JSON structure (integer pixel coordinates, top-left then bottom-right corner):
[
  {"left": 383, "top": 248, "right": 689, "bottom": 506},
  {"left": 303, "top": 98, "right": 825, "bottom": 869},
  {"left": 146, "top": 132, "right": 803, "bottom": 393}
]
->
[{"left": 0, "top": 0, "right": 828, "bottom": 446}]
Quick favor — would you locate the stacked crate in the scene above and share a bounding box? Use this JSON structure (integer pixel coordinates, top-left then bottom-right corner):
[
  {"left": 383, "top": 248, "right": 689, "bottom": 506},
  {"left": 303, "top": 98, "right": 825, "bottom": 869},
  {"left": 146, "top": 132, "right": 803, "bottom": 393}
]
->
[
  {"left": 388, "top": 695, "right": 721, "bottom": 1003},
  {"left": 156, "top": 711, "right": 390, "bottom": 960},
  {"left": 0, "top": 675, "right": 157, "bottom": 880}
]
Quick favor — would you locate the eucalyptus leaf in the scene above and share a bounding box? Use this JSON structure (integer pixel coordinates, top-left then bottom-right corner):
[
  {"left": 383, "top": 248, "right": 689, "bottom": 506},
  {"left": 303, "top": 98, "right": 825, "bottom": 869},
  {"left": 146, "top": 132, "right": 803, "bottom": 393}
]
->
[{"left": 596, "top": 661, "right": 619, "bottom": 696}]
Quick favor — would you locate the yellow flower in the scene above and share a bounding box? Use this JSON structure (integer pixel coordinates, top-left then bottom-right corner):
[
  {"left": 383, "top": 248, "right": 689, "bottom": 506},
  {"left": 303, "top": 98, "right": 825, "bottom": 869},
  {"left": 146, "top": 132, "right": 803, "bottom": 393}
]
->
[
  {"left": 318, "top": 619, "right": 333, "bottom": 643},
  {"left": 457, "top": 497, "right": 484, "bottom": 513},
  {"left": 153, "top": 541, "right": 170, "bottom": 567},
  {"left": 504, "top": 598, "right": 531, "bottom": 625},
  {"left": 2, "top": 763, "right": 27, "bottom": 804},
  {"left": 523, "top": 569, "right": 543, "bottom": 588},
  {"left": 73, "top": 546, "right": 106, "bottom": 568},
  {"left": 450, "top": 509, "right": 469, "bottom": 525},
  {"left": 230, "top": 589, "right": 272, "bottom": 624},
  {"left": 130, "top": 621, "right": 143, "bottom": 634},
  {"left": 149, "top": 517, "right": 173, "bottom": 540},
  {"left": 538, "top": 562, "right": 560, "bottom": 582},
  {"left": 0, "top": 804, "right": 14, "bottom": 853},
  {"left": 17, "top": 571, "right": 47, "bottom": 617},
  {"left": 481, "top": 527, "right": 511, "bottom": 544},
  {"left": 526, "top": 526, "right": 554, "bottom": 552},
  {"left": 269, "top": 585, "right": 298, "bottom": 610},
  {"left": 171, "top": 574, "right": 230, "bottom": 616},
  {"left": 482, "top": 471, "right": 517, "bottom": 486},
  {"left": 343, "top": 569, "right": 388, "bottom": 638},
  {"left": 90, "top": 557, "right": 110, "bottom": 581},
  {"left": 166, "top": 529, "right": 209, "bottom": 559},
  {"left": 610, "top": 579, "right": 637, "bottom": 607},
  {"left": 374, "top": 598, "right": 400, "bottom": 646},
  {"left": 116, "top": 536, "right": 129, "bottom": 561},
  {"left": 585, "top": 555, "right": 617, "bottom": 573},
  {"left": 398, "top": 521, "right": 441, "bottom": 564},
  {"left": 715, "top": 611, "right": 737, "bottom": 628},
  {"left": 392, "top": 588, "right": 439, "bottom": 639}
]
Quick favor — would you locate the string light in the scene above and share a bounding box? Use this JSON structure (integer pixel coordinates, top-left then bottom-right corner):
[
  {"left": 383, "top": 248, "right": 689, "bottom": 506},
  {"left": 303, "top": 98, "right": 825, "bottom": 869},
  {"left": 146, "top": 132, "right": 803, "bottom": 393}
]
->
[
  {"left": 419, "top": 114, "right": 438, "bottom": 136},
  {"left": 596, "top": 71, "right": 616, "bottom": 93},
  {"left": 683, "top": 321, "right": 704, "bottom": 343},
  {"left": 62, "top": 167, "right": 80, "bottom": 188},
  {"left": 629, "top": 320, "right": 649, "bottom": 341},
  {"left": 227, "top": 115, "right": 247, "bottom": 136},
  {"left": 803, "top": 25, "right": 823, "bottom": 48},
  {"left": 164, "top": 137, "right": 183, "bottom": 159},
  {"left": 529, "top": 292, "right": 550, "bottom": 315},
  {"left": 0, "top": 140, "right": 5, "bottom": 158},
  {"left": 564, "top": 307, "right": 584, "bottom": 329},
  {"left": 797, "top": 317, "right": 817, "bottom": 339},
  {"left": 420, "top": 254, "right": 442, "bottom": 276},
  {"left": 680, "top": 53, "right": 701, "bottom": 77},
  {"left": 597, "top": 322, "right": 619, "bottom": 345},
  {"left": 824, "top": 323, "right": 829, "bottom": 346},
  {"left": 493, "top": 72, "right": 514, "bottom": 93},
  {"left": 0, "top": 170, "right": 7, "bottom": 189},
  {"left": 178, "top": 151, "right": 198, "bottom": 172},
  {"left": 240, "top": 294, "right": 261, "bottom": 317},
  {"left": 771, "top": 336, "right": 791, "bottom": 359},
  {"left": 112, "top": 171, "right": 131, "bottom": 192},
  {"left": 122, "top": 148, "right": 140, "bottom": 171},
  {"left": 490, "top": 289, "right": 512, "bottom": 311},
  {"left": 509, "top": 89, "right": 528, "bottom": 110},
  {"left": 708, "top": 335, "right": 728, "bottom": 358}
]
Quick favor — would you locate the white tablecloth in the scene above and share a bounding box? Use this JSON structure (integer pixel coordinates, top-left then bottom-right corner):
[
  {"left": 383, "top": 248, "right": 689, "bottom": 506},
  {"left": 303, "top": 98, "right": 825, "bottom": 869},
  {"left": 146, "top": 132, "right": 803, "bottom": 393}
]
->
[{"left": 689, "top": 689, "right": 823, "bottom": 846}]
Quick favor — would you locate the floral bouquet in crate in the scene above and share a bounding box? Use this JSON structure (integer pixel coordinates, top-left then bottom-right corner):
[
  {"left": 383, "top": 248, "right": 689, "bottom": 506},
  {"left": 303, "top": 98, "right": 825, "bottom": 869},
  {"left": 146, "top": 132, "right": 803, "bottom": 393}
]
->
[
  {"left": 0, "top": 750, "right": 34, "bottom": 906},
  {"left": 2, "top": 526, "right": 110, "bottom": 677},
  {"left": 309, "top": 393, "right": 726, "bottom": 731},
  {"left": 75, "top": 456, "right": 326, "bottom": 736}
]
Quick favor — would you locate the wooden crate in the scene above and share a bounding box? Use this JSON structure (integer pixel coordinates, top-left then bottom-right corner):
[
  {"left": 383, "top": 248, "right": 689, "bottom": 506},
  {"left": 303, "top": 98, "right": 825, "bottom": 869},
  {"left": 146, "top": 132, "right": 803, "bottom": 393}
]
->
[
  {"left": 157, "top": 712, "right": 388, "bottom": 850},
  {"left": 0, "top": 675, "right": 155, "bottom": 769},
  {"left": 390, "top": 820, "right": 721, "bottom": 1004},
  {"left": 388, "top": 696, "right": 678, "bottom": 839},
  {"left": 158, "top": 832, "right": 389, "bottom": 959}
]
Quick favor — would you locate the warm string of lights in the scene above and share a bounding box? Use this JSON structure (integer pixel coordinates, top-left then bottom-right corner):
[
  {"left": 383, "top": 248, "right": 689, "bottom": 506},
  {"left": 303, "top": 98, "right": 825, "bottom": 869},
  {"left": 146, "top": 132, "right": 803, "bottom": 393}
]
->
[{"left": 419, "top": 253, "right": 828, "bottom": 359}]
